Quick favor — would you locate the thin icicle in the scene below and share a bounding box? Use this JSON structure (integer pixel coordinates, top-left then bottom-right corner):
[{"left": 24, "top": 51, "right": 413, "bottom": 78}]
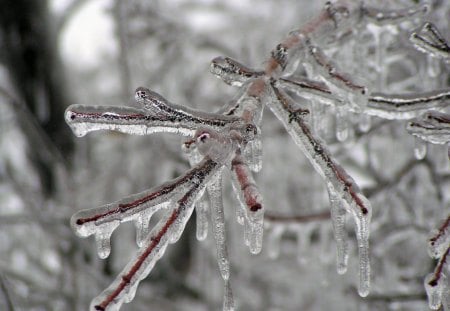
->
[
  {"left": 195, "top": 198, "right": 209, "bottom": 241},
  {"left": 243, "top": 132, "right": 263, "bottom": 172},
  {"left": 327, "top": 185, "right": 349, "bottom": 274},
  {"left": 358, "top": 114, "right": 371, "bottom": 132},
  {"left": 414, "top": 137, "right": 427, "bottom": 160},
  {"left": 94, "top": 222, "right": 120, "bottom": 259},
  {"left": 208, "top": 174, "right": 230, "bottom": 281},
  {"left": 231, "top": 153, "right": 265, "bottom": 254},
  {"left": 336, "top": 108, "right": 349, "bottom": 142},
  {"left": 354, "top": 213, "right": 371, "bottom": 297},
  {"left": 135, "top": 211, "right": 152, "bottom": 247},
  {"left": 223, "top": 280, "right": 235, "bottom": 311}
]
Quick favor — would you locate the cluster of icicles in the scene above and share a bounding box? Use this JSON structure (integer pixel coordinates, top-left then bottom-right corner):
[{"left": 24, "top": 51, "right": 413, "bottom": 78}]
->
[{"left": 65, "top": 1, "right": 450, "bottom": 310}]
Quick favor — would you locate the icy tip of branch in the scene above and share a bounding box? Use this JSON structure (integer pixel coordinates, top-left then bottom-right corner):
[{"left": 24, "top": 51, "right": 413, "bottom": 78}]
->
[{"left": 210, "top": 56, "right": 264, "bottom": 87}]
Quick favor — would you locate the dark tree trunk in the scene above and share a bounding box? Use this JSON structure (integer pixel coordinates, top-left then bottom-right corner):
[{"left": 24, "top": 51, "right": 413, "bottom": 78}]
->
[{"left": 0, "top": 0, "right": 74, "bottom": 194}]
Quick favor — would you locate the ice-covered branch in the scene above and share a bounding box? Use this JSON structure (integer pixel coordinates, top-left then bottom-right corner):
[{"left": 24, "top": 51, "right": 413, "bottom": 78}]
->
[
  {"left": 366, "top": 90, "right": 450, "bottom": 120},
  {"left": 266, "top": 82, "right": 371, "bottom": 296},
  {"left": 407, "top": 111, "right": 450, "bottom": 145},
  {"left": 425, "top": 214, "right": 450, "bottom": 310},
  {"left": 410, "top": 22, "right": 450, "bottom": 62},
  {"left": 65, "top": 88, "right": 241, "bottom": 137}
]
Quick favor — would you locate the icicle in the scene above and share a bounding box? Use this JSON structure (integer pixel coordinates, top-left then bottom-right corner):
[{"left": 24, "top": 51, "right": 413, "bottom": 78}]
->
[
  {"left": 327, "top": 186, "right": 349, "bottom": 275},
  {"left": 243, "top": 134, "right": 263, "bottom": 172},
  {"left": 248, "top": 213, "right": 264, "bottom": 254},
  {"left": 425, "top": 273, "right": 444, "bottom": 310},
  {"left": 95, "top": 222, "right": 120, "bottom": 259},
  {"left": 358, "top": 114, "right": 371, "bottom": 132},
  {"left": 243, "top": 218, "right": 251, "bottom": 247},
  {"left": 235, "top": 202, "right": 245, "bottom": 226},
  {"left": 414, "top": 137, "right": 427, "bottom": 160},
  {"left": 208, "top": 175, "right": 230, "bottom": 281},
  {"left": 135, "top": 211, "right": 152, "bottom": 247},
  {"left": 223, "top": 280, "right": 235, "bottom": 311},
  {"left": 230, "top": 153, "right": 264, "bottom": 254},
  {"left": 195, "top": 198, "right": 209, "bottom": 241},
  {"left": 336, "top": 108, "right": 349, "bottom": 142},
  {"left": 267, "top": 225, "right": 284, "bottom": 259},
  {"left": 353, "top": 212, "right": 371, "bottom": 297}
]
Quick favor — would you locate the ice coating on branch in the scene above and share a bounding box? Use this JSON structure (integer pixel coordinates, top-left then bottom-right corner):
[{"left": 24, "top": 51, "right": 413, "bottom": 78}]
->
[
  {"left": 277, "top": 77, "right": 337, "bottom": 107},
  {"left": 210, "top": 56, "right": 264, "bottom": 87},
  {"left": 407, "top": 111, "right": 450, "bottom": 145},
  {"left": 366, "top": 90, "right": 450, "bottom": 120},
  {"left": 266, "top": 83, "right": 371, "bottom": 295},
  {"left": 410, "top": 22, "right": 450, "bottom": 62},
  {"left": 425, "top": 273, "right": 445, "bottom": 310},
  {"left": 208, "top": 175, "right": 230, "bottom": 281},
  {"left": 183, "top": 143, "right": 210, "bottom": 241},
  {"left": 303, "top": 40, "right": 368, "bottom": 111},
  {"left": 90, "top": 158, "right": 223, "bottom": 311},
  {"left": 327, "top": 186, "right": 349, "bottom": 274},
  {"left": 429, "top": 215, "right": 450, "bottom": 258},
  {"left": 194, "top": 128, "right": 235, "bottom": 165},
  {"left": 231, "top": 153, "right": 264, "bottom": 254}
]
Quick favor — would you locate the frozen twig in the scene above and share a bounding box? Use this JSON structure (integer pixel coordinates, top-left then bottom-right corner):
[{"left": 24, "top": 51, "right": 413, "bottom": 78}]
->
[{"left": 410, "top": 22, "right": 450, "bottom": 62}]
